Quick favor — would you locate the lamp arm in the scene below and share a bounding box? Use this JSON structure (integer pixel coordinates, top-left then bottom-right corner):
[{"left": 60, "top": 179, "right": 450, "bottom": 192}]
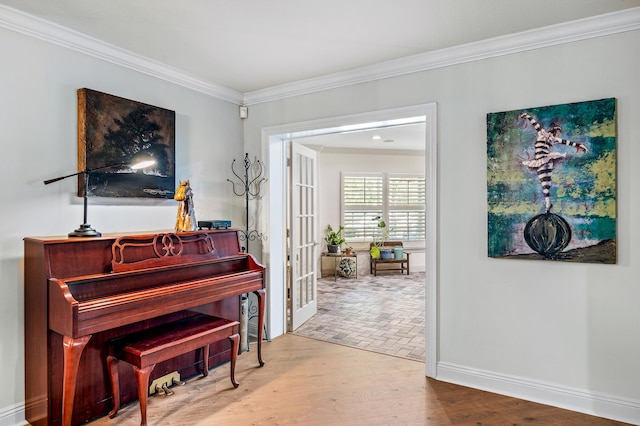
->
[
  {"left": 42, "top": 159, "right": 155, "bottom": 238},
  {"left": 43, "top": 163, "right": 127, "bottom": 185},
  {"left": 43, "top": 170, "right": 86, "bottom": 185}
]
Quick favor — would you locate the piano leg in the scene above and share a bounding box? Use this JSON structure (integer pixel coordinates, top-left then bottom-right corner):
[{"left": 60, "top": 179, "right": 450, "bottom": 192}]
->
[
  {"left": 133, "top": 364, "right": 155, "bottom": 426},
  {"left": 61, "top": 335, "right": 91, "bottom": 426},
  {"left": 254, "top": 289, "right": 266, "bottom": 367},
  {"left": 106, "top": 355, "right": 120, "bottom": 419}
]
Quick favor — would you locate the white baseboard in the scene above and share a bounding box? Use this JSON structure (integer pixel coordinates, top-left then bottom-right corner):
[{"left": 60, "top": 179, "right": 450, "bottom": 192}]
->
[
  {"left": 437, "top": 362, "right": 640, "bottom": 425},
  {"left": 0, "top": 402, "right": 26, "bottom": 426},
  {"left": 7, "top": 364, "right": 636, "bottom": 425}
]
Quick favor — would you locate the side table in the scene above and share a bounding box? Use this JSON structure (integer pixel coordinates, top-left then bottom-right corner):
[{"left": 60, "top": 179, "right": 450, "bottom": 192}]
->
[{"left": 321, "top": 252, "right": 357, "bottom": 281}]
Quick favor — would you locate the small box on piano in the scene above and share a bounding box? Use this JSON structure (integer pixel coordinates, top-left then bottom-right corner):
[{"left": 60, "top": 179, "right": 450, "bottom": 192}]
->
[{"left": 197, "top": 220, "right": 232, "bottom": 230}]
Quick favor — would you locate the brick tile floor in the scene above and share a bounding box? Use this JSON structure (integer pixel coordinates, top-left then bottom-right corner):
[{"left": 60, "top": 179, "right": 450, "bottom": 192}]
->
[{"left": 293, "top": 272, "right": 425, "bottom": 361}]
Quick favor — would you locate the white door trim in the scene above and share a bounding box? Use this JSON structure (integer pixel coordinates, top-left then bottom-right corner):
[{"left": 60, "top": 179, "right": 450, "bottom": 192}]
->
[{"left": 260, "top": 103, "right": 438, "bottom": 378}]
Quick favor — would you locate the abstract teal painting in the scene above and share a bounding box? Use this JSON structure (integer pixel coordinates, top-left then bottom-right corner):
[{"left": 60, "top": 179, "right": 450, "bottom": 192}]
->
[{"left": 487, "top": 98, "right": 616, "bottom": 264}]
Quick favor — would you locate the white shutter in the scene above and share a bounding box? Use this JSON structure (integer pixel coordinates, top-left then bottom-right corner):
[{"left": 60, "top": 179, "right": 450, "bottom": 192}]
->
[
  {"left": 341, "top": 173, "right": 425, "bottom": 242},
  {"left": 342, "top": 174, "right": 383, "bottom": 242},
  {"left": 388, "top": 175, "right": 426, "bottom": 241}
]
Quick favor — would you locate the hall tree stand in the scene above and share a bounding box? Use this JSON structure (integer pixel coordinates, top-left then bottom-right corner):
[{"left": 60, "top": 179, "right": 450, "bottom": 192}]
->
[{"left": 227, "top": 152, "right": 270, "bottom": 344}]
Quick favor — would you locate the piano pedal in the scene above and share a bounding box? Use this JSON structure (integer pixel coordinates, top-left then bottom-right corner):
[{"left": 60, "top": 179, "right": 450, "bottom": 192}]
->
[
  {"left": 150, "top": 371, "right": 181, "bottom": 396},
  {"left": 172, "top": 377, "right": 186, "bottom": 386},
  {"left": 161, "top": 382, "right": 174, "bottom": 396},
  {"left": 155, "top": 384, "right": 166, "bottom": 396}
]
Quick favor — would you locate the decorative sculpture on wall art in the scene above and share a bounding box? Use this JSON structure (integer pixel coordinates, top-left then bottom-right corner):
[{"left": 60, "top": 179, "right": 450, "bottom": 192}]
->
[
  {"left": 174, "top": 180, "right": 197, "bottom": 232},
  {"left": 77, "top": 88, "right": 175, "bottom": 198},
  {"left": 487, "top": 98, "right": 616, "bottom": 264},
  {"left": 227, "top": 153, "right": 266, "bottom": 253}
]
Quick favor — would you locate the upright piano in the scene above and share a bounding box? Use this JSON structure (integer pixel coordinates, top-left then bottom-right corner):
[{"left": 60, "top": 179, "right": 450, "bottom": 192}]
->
[{"left": 24, "top": 229, "right": 265, "bottom": 426}]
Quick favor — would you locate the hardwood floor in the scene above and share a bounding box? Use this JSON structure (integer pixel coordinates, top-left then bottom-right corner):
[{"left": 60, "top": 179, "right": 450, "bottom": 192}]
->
[{"left": 88, "top": 334, "right": 629, "bottom": 425}]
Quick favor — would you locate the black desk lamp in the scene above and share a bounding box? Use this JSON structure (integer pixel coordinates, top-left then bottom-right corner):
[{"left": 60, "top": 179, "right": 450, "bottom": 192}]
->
[{"left": 44, "top": 160, "right": 156, "bottom": 237}]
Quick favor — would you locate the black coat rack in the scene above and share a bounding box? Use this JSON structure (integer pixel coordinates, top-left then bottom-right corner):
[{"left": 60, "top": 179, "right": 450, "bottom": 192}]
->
[
  {"left": 227, "top": 153, "right": 269, "bottom": 346},
  {"left": 227, "top": 152, "right": 266, "bottom": 253}
]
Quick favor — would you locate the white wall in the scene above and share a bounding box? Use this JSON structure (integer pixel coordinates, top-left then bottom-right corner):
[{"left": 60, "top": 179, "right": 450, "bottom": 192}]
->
[
  {"left": 0, "top": 27, "right": 244, "bottom": 423},
  {"left": 243, "top": 30, "right": 640, "bottom": 423},
  {"left": 1, "top": 9, "right": 639, "bottom": 426},
  {"left": 317, "top": 149, "right": 425, "bottom": 245},
  {"left": 316, "top": 149, "right": 426, "bottom": 272}
]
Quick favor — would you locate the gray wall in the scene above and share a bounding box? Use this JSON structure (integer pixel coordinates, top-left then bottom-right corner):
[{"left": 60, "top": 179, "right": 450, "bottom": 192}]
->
[
  {"left": 1, "top": 8, "right": 638, "bottom": 425},
  {"left": 0, "top": 26, "right": 244, "bottom": 422},
  {"left": 243, "top": 30, "right": 640, "bottom": 422}
]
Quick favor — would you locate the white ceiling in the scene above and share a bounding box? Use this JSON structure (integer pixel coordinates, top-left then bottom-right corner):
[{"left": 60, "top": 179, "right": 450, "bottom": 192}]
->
[
  {"left": 2, "top": 0, "right": 638, "bottom": 94},
  {"left": 296, "top": 121, "right": 426, "bottom": 153},
  {"left": 1, "top": 0, "right": 638, "bottom": 151}
]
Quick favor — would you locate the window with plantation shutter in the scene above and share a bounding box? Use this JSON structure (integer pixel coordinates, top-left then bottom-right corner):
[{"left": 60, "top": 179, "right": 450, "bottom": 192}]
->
[
  {"left": 341, "top": 174, "right": 383, "bottom": 242},
  {"left": 388, "top": 176, "right": 426, "bottom": 240},
  {"left": 342, "top": 173, "right": 425, "bottom": 242}
]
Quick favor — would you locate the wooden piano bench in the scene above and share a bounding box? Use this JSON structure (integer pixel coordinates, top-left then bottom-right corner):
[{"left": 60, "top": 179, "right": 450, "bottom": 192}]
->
[{"left": 107, "top": 314, "right": 240, "bottom": 426}]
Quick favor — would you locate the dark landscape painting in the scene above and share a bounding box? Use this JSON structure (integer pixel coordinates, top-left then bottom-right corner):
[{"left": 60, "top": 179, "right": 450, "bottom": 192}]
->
[
  {"left": 77, "top": 88, "right": 175, "bottom": 198},
  {"left": 487, "top": 98, "right": 616, "bottom": 264}
]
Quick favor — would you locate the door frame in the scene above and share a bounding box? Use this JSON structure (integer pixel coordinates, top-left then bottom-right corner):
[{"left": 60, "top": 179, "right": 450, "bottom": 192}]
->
[{"left": 260, "top": 103, "right": 438, "bottom": 377}]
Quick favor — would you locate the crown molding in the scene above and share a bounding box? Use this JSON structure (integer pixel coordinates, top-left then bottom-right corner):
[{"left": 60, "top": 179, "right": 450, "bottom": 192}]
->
[
  {"left": 1, "top": 5, "right": 638, "bottom": 106},
  {"left": 0, "top": 4, "right": 244, "bottom": 104},
  {"left": 243, "top": 7, "right": 640, "bottom": 105},
  {"left": 317, "top": 147, "right": 425, "bottom": 156}
]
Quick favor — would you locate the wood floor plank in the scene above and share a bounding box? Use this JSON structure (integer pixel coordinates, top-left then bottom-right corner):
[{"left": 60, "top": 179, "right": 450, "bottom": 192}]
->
[{"left": 88, "top": 334, "right": 630, "bottom": 426}]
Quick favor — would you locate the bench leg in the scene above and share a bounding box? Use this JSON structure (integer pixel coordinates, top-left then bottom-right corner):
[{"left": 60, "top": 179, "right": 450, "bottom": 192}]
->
[
  {"left": 133, "top": 364, "right": 155, "bottom": 426},
  {"left": 201, "top": 344, "right": 210, "bottom": 377},
  {"left": 229, "top": 333, "right": 240, "bottom": 388},
  {"left": 107, "top": 356, "right": 120, "bottom": 419}
]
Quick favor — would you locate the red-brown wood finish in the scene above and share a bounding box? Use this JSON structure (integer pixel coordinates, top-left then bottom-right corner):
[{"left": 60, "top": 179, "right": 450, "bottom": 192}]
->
[
  {"left": 24, "top": 229, "right": 265, "bottom": 426},
  {"left": 107, "top": 315, "right": 240, "bottom": 426}
]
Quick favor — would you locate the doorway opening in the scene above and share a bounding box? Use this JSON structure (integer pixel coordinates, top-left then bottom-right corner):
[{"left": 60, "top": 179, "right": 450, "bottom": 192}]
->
[{"left": 261, "top": 103, "right": 438, "bottom": 377}]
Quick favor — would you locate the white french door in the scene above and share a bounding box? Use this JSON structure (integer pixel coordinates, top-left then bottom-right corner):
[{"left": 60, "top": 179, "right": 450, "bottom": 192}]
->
[{"left": 287, "top": 142, "right": 318, "bottom": 331}]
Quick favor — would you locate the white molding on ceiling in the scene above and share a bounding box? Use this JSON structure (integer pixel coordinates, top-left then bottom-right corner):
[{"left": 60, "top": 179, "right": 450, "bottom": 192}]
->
[
  {"left": 243, "top": 6, "right": 640, "bottom": 105},
  {"left": 313, "top": 147, "right": 425, "bottom": 156},
  {"left": 0, "top": 4, "right": 244, "bottom": 104},
  {"left": 1, "top": 5, "right": 638, "bottom": 106}
]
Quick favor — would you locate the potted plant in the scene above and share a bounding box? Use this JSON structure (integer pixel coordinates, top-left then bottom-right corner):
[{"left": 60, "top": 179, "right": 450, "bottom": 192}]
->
[
  {"left": 370, "top": 216, "right": 392, "bottom": 258},
  {"left": 324, "top": 224, "right": 345, "bottom": 253},
  {"left": 343, "top": 245, "right": 353, "bottom": 255}
]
